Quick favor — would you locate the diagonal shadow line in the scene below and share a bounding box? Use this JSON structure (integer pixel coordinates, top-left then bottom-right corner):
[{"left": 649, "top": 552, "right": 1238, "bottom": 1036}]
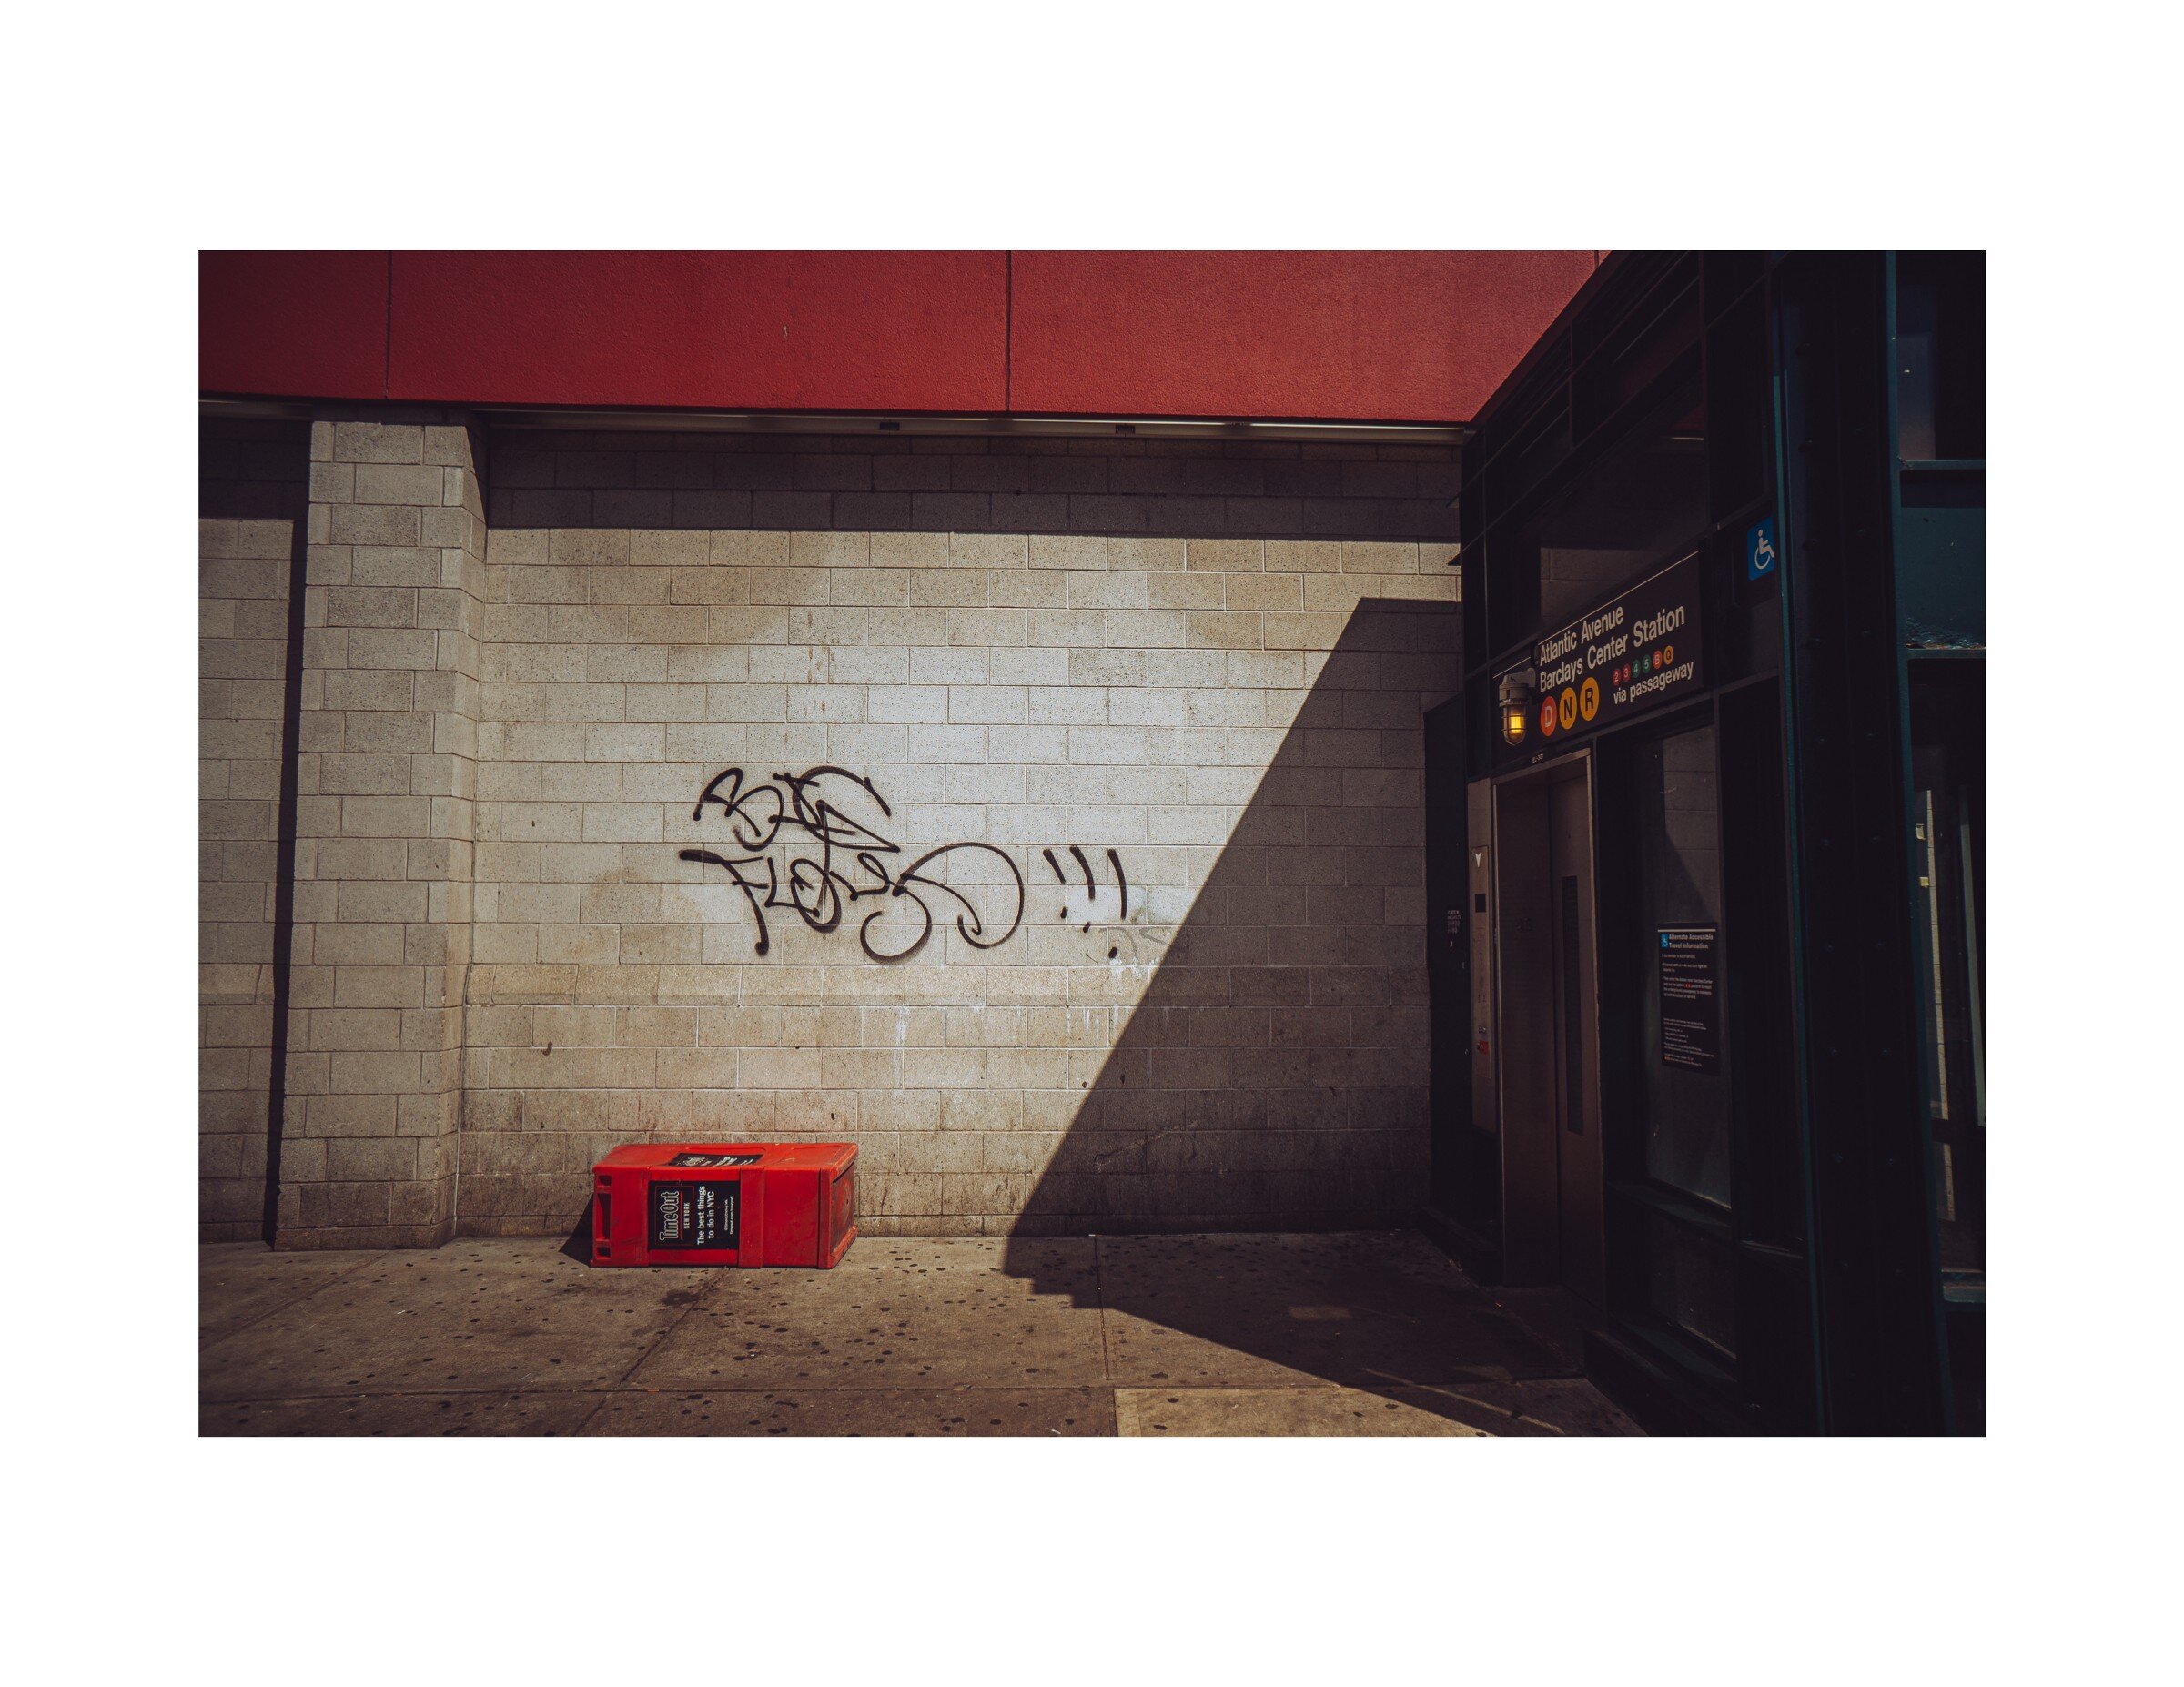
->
[
  {"left": 994, "top": 600, "right": 1573, "bottom": 1429},
  {"left": 194, "top": 424, "right": 313, "bottom": 1248},
  {"left": 261, "top": 474, "right": 309, "bottom": 1246}
]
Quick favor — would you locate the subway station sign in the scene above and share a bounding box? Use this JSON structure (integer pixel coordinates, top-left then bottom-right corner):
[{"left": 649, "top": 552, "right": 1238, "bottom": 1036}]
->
[{"left": 1502, "top": 552, "right": 1705, "bottom": 759}]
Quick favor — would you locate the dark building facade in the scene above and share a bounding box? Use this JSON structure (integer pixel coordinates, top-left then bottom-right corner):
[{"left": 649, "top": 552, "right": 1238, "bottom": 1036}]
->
[{"left": 1431, "top": 252, "right": 1985, "bottom": 1434}]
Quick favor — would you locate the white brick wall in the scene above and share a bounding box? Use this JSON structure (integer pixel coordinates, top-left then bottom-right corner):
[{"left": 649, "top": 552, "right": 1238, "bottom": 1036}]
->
[
  {"left": 206, "top": 419, "right": 1467, "bottom": 1242},
  {"left": 276, "top": 415, "right": 488, "bottom": 1245},
  {"left": 460, "top": 498, "right": 1461, "bottom": 1237}
]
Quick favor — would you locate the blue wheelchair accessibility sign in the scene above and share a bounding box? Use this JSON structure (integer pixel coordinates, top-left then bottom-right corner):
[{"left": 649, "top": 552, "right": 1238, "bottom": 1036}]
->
[{"left": 1746, "top": 517, "right": 1778, "bottom": 581}]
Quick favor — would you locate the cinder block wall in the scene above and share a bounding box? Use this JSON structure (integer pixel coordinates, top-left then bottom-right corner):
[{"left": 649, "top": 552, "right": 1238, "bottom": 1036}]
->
[
  {"left": 458, "top": 429, "right": 1462, "bottom": 1237},
  {"left": 200, "top": 419, "right": 308, "bottom": 1239},
  {"left": 278, "top": 414, "right": 490, "bottom": 1245}
]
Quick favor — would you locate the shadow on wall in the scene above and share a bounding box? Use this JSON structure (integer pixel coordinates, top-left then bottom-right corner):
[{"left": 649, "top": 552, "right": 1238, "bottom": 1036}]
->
[
  {"left": 1007, "top": 601, "right": 1458, "bottom": 1237},
  {"left": 198, "top": 419, "right": 311, "bottom": 1244},
  {"left": 999, "top": 601, "right": 1580, "bottom": 1419}
]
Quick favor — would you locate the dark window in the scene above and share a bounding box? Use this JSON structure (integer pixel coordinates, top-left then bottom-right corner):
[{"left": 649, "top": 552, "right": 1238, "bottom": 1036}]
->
[
  {"left": 1519, "top": 369, "right": 1708, "bottom": 633},
  {"left": 1909, "top": 660, "right": 1983, "bottom": 1435},
  {"left": 1633, "top": 723, "right": 1732, "bottom": 1205},
  {"left": 1611, "top": 717, "right": 1740, "bottom": 1362},
  {"left": 1909, "top": 668, "right": 1985, "bottom": 1272},
  {"left": 1896, "top": 252, "right": 1986, "bottom": 462},
  {"left": 1643, "top": 1208, "right": 1737, "bottom": 1361},
  {"left": 1705, "top": 282, "right": 1773, "bottom": 521}
]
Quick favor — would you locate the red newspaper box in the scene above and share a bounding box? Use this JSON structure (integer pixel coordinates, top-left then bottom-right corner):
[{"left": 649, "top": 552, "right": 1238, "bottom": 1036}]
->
[{"left": 589, "top": 1143, "right": 856, "bottom": 1268}]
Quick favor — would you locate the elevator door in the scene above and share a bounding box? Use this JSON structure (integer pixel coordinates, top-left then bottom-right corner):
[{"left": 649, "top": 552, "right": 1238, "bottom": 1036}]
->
[
  {"left": 1422, "top": 698, "right": 1472, "bottom": 1219},
  {"left": 1549, "top": 772, "right": 1604, "bottom": 1304},
  {"left": 1491, "top": 756, "right": 1603, "bottom": 1304}
]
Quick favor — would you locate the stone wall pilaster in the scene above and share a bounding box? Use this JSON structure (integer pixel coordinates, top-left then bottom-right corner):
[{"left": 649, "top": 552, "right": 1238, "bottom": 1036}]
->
[{"left": 278, "top": 411, "right": 485, "bottom": 1246}]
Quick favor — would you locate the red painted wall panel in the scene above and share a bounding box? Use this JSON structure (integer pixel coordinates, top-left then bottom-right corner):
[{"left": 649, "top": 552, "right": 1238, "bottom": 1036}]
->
[
  {"left": 199, "top": 251, "right": 389, "bottom": 400},
  {"left": 199, "top": 250, "right": 1596, "bottom": 421},
  {"left": 385, "top": 251, "right": 1009, "bottom": 412},
  {"left": 1007, "top": 251, "right": 1596, "bottom": 424}
]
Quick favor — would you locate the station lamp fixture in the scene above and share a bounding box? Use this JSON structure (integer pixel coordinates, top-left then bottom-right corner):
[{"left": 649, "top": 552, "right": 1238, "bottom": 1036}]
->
[{"left": 1499, "top": 668, "right": 1538, "bottom": 746}]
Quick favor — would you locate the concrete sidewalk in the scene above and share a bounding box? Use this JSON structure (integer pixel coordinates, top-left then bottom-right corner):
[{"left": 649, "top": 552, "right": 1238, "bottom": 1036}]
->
[{"left": 200, "top": 1230, "right": 1642, "bottom": 1437}]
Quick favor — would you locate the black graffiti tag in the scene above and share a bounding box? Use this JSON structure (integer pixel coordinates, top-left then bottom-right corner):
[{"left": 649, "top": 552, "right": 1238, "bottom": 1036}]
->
[
  {"left": 679, "top": 766, "right": 1026, "bottom": 965},
  {"left": 1043, "top": 844, "right": 1132, "bottom": 958}
]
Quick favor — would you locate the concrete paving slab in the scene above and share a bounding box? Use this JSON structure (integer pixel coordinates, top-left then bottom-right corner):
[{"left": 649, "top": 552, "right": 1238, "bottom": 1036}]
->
[
  {"left": 1390, "top": 1379, "right": 1646, "bottom": 1437},
  {"left": 198, "top": 1243, "right": 378, "bottom": 1344},
  {"left": 198, "top": 1229, "right": 1643, "bottom": 1437},
  {"left": 200, "top": 1238, "right": 718, "bottom": 1399},
  {"left": 1095, "top": 1231, "right": 1569, "bottom": 1390},
  {"left": 581, "top": 1386, "right": 1117, "bottom": 1437},
  {"left": 1115, "top": 1386, "right": 1491, "bottom": 1437},
  {"left": 1476, "top": 1286, "right": 1596, "bottom": 1373},
  {"left": 632, "top": 1237, "right": 1108, "bottom": 1389},
  {"left": 200, "top": 1390, "right": 604, "bottom": 1437}
]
